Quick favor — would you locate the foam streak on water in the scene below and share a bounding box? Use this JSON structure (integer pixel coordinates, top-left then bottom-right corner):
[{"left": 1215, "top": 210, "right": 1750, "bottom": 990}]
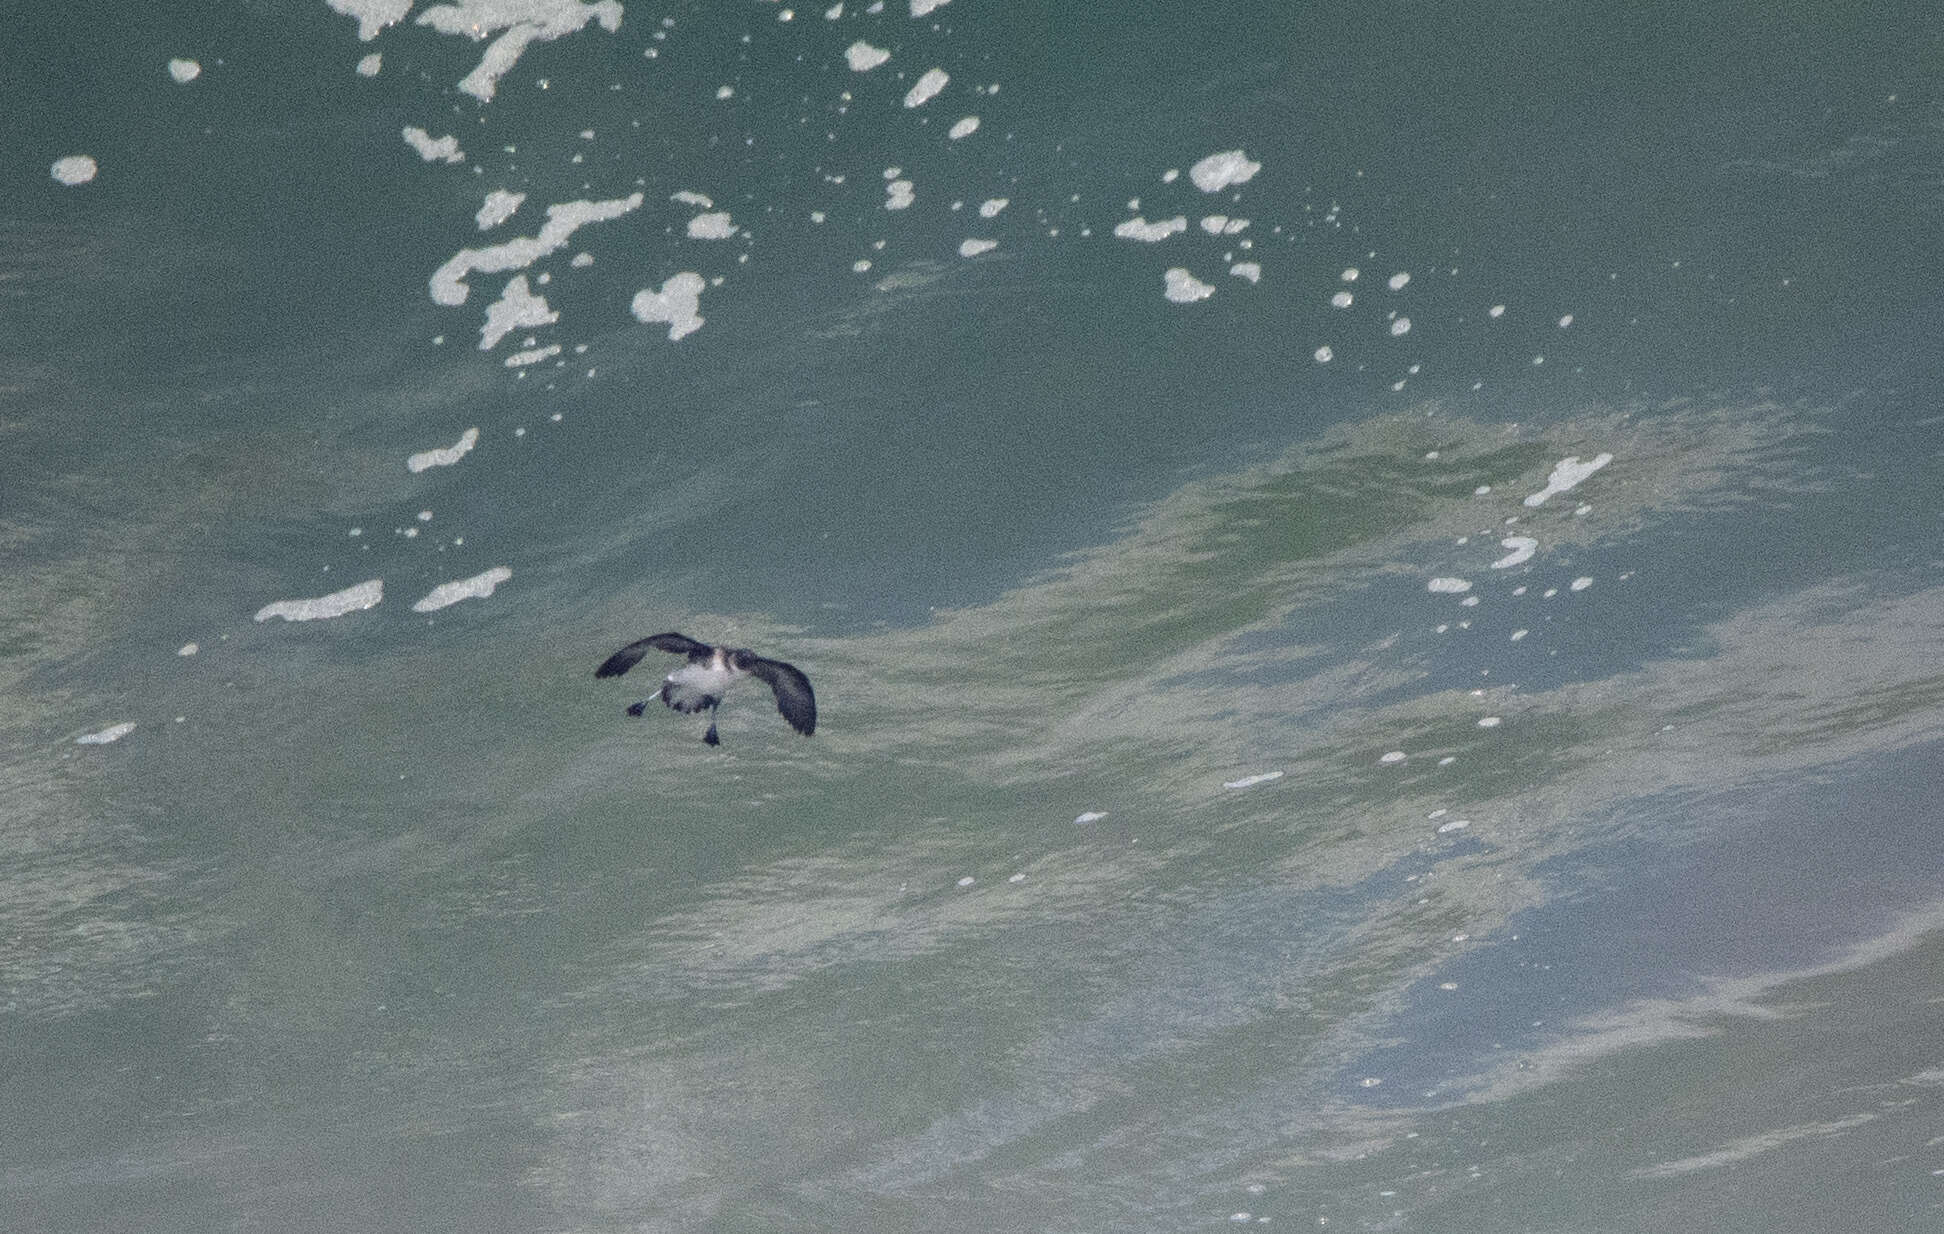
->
[
  {"left": 407, "top": 427, "right": 480, "bottom": 472},
  {"left": 1524, "top": 453, "right": 1614, "bottom": 507},
  {"left": 429, "top": 193, "right": 645, "bottom": 307},
  {"left": 252, "top": 578, "right": 384, "bottom": 622},
  {"left": 412, "top": 566, "right": 513, "bottom": 612}
]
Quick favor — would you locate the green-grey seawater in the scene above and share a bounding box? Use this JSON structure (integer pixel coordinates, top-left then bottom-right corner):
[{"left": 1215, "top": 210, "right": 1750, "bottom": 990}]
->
[{"left": 6, "top": 2, "right": 1944, "bottom": 1230}]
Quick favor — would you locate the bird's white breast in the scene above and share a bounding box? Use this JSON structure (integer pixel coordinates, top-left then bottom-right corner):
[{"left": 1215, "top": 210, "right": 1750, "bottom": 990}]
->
[{"left": 667, "top": 661, "right": 738, "bottom": 694}]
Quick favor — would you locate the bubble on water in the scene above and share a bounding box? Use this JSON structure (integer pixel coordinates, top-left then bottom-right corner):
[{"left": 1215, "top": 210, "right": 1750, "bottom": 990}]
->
[
  {"left": 51, "top": 155, "right": 99, "bottom": 185},
  {"left": 1189, "top": 149, "right": 1260, "bottom": 192},
  {"left": 904, "top": 67, "right": 950, "bottom": 108},
  {"left": 1163, "top": 268, "right": 1215, "bottom": 303},
  {"left": 846, "top": 40, "right": 891, "bottom": 71}
]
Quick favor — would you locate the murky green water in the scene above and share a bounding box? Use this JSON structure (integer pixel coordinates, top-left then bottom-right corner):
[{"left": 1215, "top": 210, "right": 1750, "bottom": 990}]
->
[{"left": 6, "top": 2, "right": 1943, "bottom": 1230}]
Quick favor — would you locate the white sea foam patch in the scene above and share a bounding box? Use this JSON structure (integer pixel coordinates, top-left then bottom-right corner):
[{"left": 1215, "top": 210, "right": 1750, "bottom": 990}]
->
[
  {"left": 671, "top": 190, "right": 713, "bottom": 207},
  {"left": 1428, "top": 577, "right": 1472, "bottom": 593},
  {"left": 254, "top": 579, "right": 383, "bottom": 623},
  {"left": 911, "top": 0, "right": 951, "bottom": 14},
  {"left": 845, "top": 40, "right": 890, "bottom": 71},
  {"left": 1074, "top": 811, "right": 1107, "bottom": 824},
  {"left": 407, "top": 426, "right": 480, "bottom": 473},
  {"left": 476, "top": 189, "right": 525, "bottom": 230},
  {"left": 903, "top": 67, "right": 949, "bottom": 108},
  {"left": 430, "top": 192, "right": 643, "bottom": 305},
  {"left": 978, "top": 197, "right": 1009, "bottom": 218},
  {"left": 504, "top": 343, "right": 562, "bottom": 367},
  {"left": 1114, "top": 215, "right": 1186, "bottom": 242},
  {"left": 356, "top": 53, "right": 383, "bottom": 76},
  {"left": 630, "top": 271, "right": 706, "bottom": 340},
  {"left": 413, "top": 566, "right": 512, "bottom": 612},
  {"left": 1163, "top": 268, "right": 1214, "bottom": 303},
  {"left": 1492, "top": 536, "right": 1538, "bottom": 569},
  {"left": 948, "top": 115, "right": 979, "bottom": 139},
  {"left": 402, "top": 127, "right": 465, "bottom": 164},
  {"left": 1224, "top": 771, "right": 1283, "bottom": 789},
  {"left": 167, "top": 58, "right": 201, "bottom": 83},
  {"left": 51, "top": 155, "right": 98, "bottom": 185},
  {"left": 687, "top": 211, "right": 737, "bottom": 239},
  {"left": 76, "top": 722, "right": 137, "bottom": 745},
  {"left": 1189, "top": 149, "right": 1260, "bottom": 192},
  {"left": 884, "top": 180, "right": 915, "bottom": 210},
  {"left": 416, "top": 0, "right": 624, "bottom": 102},
  {"left": 958, "top": 238, "right": 997, "bottom": 257},
  {"left": 328, "top": 0, "right": 410, "bottom": 41},
  {"left": 1524, "top": 453, "right": 1613, "bottom": 507},
  {"left": 480, "top": 274, "right": 557, "bottom": 349},
  {"left": 1230, "top": 262, "right": 1261, "bottom": 283}
]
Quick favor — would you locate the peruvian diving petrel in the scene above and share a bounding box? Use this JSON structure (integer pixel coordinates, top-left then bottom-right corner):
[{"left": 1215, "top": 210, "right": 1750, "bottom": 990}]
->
[{"left": 595, "top": 632, "right": 816, "bottom": 746}]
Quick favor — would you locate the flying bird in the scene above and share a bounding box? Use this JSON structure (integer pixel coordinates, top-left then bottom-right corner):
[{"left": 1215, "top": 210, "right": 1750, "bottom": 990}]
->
[{"left": 595, "top": 632, "right": 816, "bottom": 747}]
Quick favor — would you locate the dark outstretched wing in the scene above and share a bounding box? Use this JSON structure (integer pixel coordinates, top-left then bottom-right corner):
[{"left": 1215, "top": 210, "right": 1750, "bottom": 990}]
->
[
  {"left": 746, "top": 656, "right": 816, "bottom": 736},
  {"left": 594, "top": 632, "right": 714, "bottom": 678}
]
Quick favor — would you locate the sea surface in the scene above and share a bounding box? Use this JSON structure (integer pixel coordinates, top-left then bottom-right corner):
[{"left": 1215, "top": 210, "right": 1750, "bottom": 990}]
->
[{"left": 6, "top": 2, "right": 1944, "bottom": 1230}]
